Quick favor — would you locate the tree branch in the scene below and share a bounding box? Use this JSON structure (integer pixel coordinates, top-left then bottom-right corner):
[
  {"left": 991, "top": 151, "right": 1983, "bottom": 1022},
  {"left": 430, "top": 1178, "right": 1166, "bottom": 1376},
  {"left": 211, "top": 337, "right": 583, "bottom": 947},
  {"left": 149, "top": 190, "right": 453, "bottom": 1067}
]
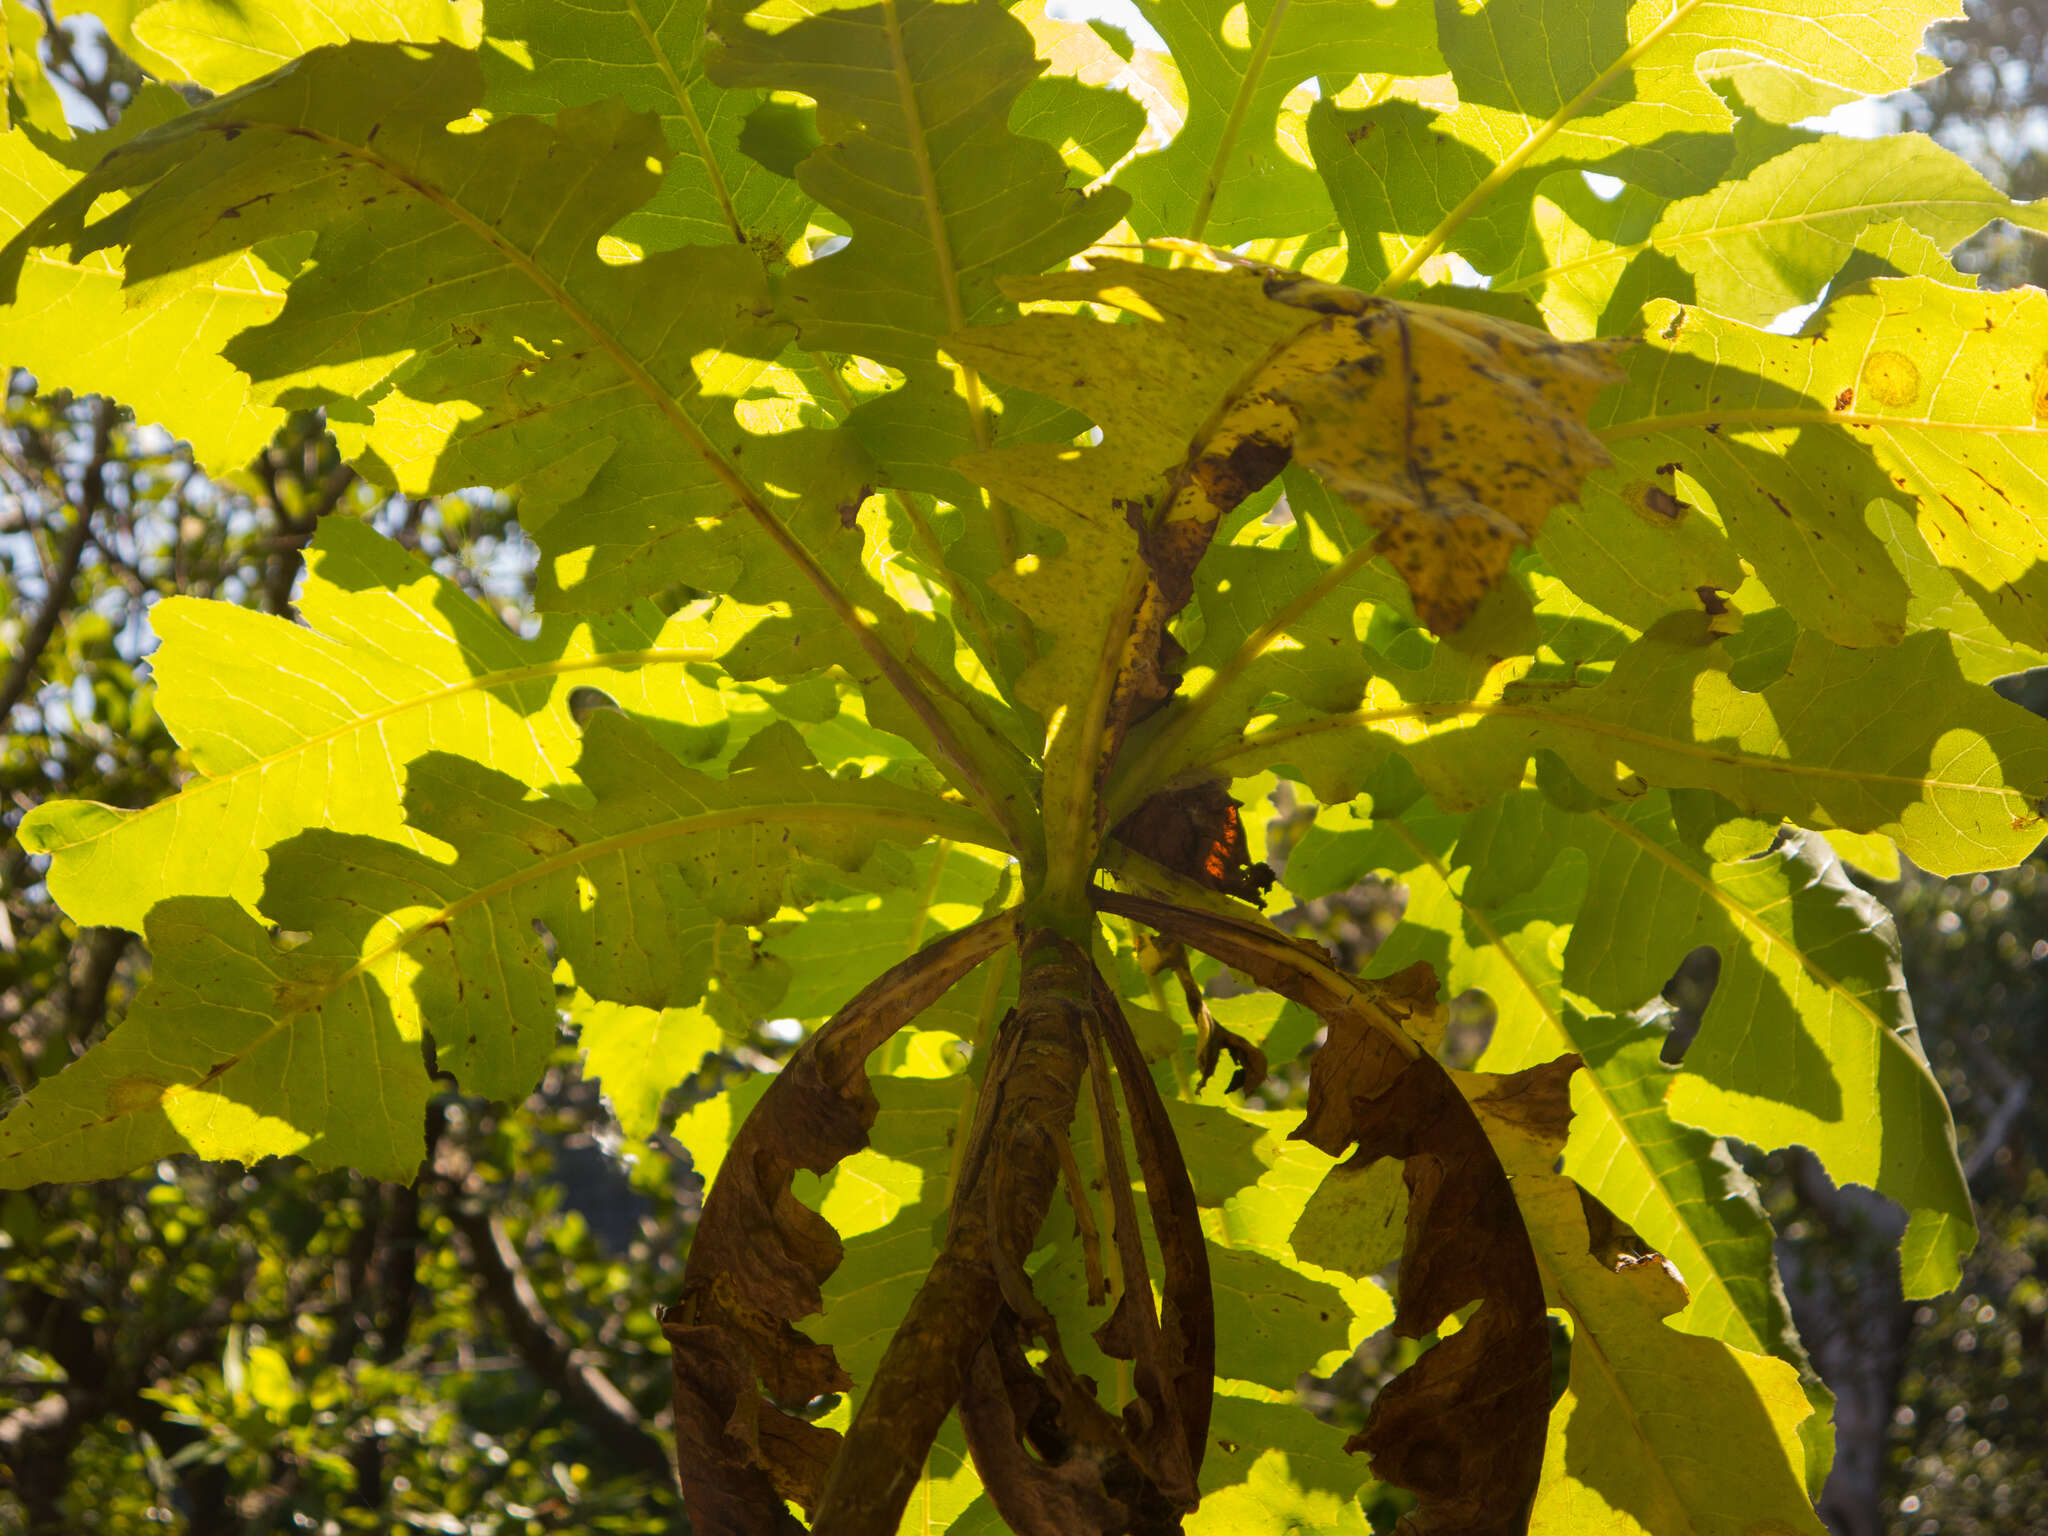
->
[
  {"left": 444, "top": 1199, "right": 676, "bottom": 1483},
  {"left": 0, "top": 400, "right": 113, "bottom": 725}
]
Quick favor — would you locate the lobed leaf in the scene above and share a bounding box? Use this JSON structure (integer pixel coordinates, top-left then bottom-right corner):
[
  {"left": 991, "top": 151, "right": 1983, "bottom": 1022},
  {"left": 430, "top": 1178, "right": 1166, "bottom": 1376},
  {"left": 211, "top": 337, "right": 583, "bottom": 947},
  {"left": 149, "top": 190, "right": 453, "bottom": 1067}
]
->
[
  {"left": 481, "top": 0, "right": 816, "bottom": 255},
  {"left": 0, "top": 85, "right": 285, "bottom": 471},
  {"left": 1318, "top": 0, "right": 1959, "bottom": 290},
  {"left": 18, "top": 518, "right": 725, "bottom": 931},
  {"left": 1466, "top": 1067, "right": 1830, "bottom": 1536},
  {"left": 1501, "top": 132, "right": 2043, "bottom": 336},
  {"left": 1109, "top": 0, "right": 1440, "bottom": 248},
  {"left": 1199, "top": 610, "right": 2048, "bottom": 877},
  {"left": 1598, "top": 280, "right": 2048, "bottom": 651},
  {"left": 2, "top": 715, "right": 989, "bottom": 1184},
  {"left": 707, "top": 0, "right": 1127, "bottom": 500}
]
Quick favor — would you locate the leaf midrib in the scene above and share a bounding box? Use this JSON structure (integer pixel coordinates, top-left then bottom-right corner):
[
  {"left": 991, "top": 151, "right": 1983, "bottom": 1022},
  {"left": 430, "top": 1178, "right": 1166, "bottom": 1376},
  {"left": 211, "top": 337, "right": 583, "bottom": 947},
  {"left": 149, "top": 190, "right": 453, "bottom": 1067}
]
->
[
  {"left": 1185, "top": 0, "right": 1291, "bottom": 242},
  {"left": 1590, "top": 811, "right": 1940, "bottom": 1108},
  {"left": 627, "top": 0, "right": 745, "bottom": 243},
  {"left": 1504, "top": 191, "right": 2028, "bottom": 292},
  {"left": 16, "top": 796, "right": 995, "bottom": 1172},
  {"left": 1212, "top": 697, "right": 2022, "bottom": 802},
  {"left": 1376, "top": 0, "right": 1706, "bottom": 291},
  {"left": 175, "top": 800, "right": 992, "bottom": 1104},
  {"left": 1386, "top": 818, "right": 1773, "bottom": 1359}
]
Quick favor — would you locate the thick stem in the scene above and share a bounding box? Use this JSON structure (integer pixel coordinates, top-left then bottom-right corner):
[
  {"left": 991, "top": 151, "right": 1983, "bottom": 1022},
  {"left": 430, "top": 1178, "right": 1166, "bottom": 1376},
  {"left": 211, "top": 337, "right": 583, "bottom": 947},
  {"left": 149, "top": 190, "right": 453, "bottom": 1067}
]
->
[
  {"left": 808, "top": 930, "right": 1093, "bottom": 1536},
  {"left": 667, "top": 914, "right": 1017, "bottom": 1534}
]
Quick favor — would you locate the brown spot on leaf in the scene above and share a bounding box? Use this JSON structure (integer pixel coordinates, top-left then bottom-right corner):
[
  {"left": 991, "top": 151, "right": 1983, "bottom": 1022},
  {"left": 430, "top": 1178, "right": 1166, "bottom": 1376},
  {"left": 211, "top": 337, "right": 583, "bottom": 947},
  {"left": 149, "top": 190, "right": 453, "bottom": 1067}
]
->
[
  {"left": 105, "top": 1075, "right": 169, "bottom": 1115},
  {"left": 1638, "top": 482, "right": 1689, "bottom": 523}
]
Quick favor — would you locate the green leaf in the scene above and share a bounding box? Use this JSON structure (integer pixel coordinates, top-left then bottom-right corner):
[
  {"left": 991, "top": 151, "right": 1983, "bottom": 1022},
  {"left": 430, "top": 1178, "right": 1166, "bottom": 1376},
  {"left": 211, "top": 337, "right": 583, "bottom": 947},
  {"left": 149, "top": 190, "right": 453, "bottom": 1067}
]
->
[
  {"left": 18, "top": 518, "right": 727, "bottom": 931},
  {"left": 1185, "top": 1392, "right": 1377, "bottom": 1536},
  {"left": 1284, "top": 792, "right": 1808, "bottom": 1372},
  {"left": 806, "top": 1073, "right": 967, "bottom": 1396},
  {"left": 1206, "top": 1244, "right": 1349, "bottom": 1390},
  {"left": 1499, "top": 133, "right": 2040, "bottom": 334},
  {"left": 1472, "top": 1097, "right": 1829, "bottom": 1536},
  {"left": 1009, "top": 0, "right": 1153, "bottom": 184},
  {"left": 2, "top": 714, "right": 990, "bottom": 1182},
  {"left": 130, "top": 0, "right": 478, "bottom": 90},
  {"left": 574, "top": 996, "right": 723, "bottom": 1139},
  {"left": 1291, "top": 782, "right": 1976, "bottom": 1297},
  {"left": 479, "top": 0, "right": 816, "bottom": 254},
  {"left": 5, "top": 0, "right": 66, "bottom": 135},
  {"left": 0, "top": 896, "right": 433, "bottom": 1185},
  {"left": 1110, "top": 0, "right": 1440, "bottom": 247},
  {"left": 1207, "top": 613, "right": 2048, "bottom": 876},
  {"left": 0, "top": 38, "right": 1036, "bottom": 836},
  {"left": 707, "top": 0, "right": 1127, "bottom": 496},
  {"left": 1322, "top": 0, "right": 1956, "bottom": 290},
  {"left": 1565, "top": 802, "right": 1974, "bottom": 1298},
  {"left": 0, "top": 85, "right": 285, "bottom": 469},
  {"left": 772, "top": 839, "right": 1011, "bottom": 1022},
  {"left": 1599, "top": 279, "right": 2048, "bottom": 651}
]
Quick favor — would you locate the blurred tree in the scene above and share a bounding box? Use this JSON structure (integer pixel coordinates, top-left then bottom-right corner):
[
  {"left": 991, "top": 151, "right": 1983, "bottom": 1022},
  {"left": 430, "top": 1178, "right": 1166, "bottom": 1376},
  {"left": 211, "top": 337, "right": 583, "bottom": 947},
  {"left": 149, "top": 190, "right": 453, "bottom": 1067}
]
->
[{"left": 1901, "top": 0, "right": 2048, "bottom": 287}]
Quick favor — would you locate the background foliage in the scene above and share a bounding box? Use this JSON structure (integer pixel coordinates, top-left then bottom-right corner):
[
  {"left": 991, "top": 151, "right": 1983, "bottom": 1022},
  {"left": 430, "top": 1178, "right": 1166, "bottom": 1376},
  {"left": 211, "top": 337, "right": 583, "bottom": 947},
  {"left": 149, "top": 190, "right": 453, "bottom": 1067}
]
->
[{"left": 1, "top": 0, "right": 2045, "bottom": 1532}]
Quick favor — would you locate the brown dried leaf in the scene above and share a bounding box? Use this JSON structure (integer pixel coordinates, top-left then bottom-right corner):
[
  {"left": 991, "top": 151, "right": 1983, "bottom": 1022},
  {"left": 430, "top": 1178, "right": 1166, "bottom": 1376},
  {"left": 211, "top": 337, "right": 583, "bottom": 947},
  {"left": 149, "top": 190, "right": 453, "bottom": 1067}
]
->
[
  {"left": 1459, "top": 1060, "right": 1832, "bottom": 1536},
  {"left": 950, "top": 951, "right": 1215, "bottom": 1535},
  {"left": 1095, "top": 883, "right": 1554, "bottom": 1535},
  {"left": 663, "top": 914, "right": 1014, "bottom": 1534},
  {"left": 1293, "top": 983, "right": 1555, "bottom": 1536},
  {"left": 809, "top": 929, "right": 1095, "bottom": 1536},
  {"left": 1085, "top": 962, "right": 1214, "bottom": 1500},
  {"left": 957, "top": 1319, "right": 1136, "bottom": 1536}
]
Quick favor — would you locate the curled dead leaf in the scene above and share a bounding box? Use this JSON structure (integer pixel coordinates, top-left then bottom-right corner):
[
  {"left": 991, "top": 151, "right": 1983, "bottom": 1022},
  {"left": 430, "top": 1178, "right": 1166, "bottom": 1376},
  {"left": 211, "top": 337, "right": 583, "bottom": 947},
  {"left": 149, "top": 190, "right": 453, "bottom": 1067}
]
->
[
  {"left": 810, "top": 929, "right": 1097, "bottom": 1535},
  {"left": 1294, "top": 978, "right": 1554, "bottom": 1536},
  {"left": 663, "top": 914, "right": 1014, "bottom": 1534}
]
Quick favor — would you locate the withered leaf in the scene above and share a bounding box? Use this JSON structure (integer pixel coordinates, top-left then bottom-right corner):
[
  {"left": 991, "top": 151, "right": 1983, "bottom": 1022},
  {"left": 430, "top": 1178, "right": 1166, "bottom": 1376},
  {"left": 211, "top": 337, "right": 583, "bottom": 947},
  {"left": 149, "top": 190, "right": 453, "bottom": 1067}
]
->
[
  {"left": 1295, "top": 987, "right": 1554, "bottom": 1536},
  {"left": 1085, "top": 961, "right": 1214, "bottom": 1499},
  {"left": 1281, "top": 301, "right": 1622, "bottom": 635},
  {"left": 810, "top": 930, "right": 1095, "bottom": 1536},
  {"left": 951, "top": 950, "right": 1215, "bottom": 1536},
  {"left": 663, "top": 914, "right": 1014, "bottom": 1534},
  {"left": 1096, "top": 887, "right": 1552, "bottom": 1534}
]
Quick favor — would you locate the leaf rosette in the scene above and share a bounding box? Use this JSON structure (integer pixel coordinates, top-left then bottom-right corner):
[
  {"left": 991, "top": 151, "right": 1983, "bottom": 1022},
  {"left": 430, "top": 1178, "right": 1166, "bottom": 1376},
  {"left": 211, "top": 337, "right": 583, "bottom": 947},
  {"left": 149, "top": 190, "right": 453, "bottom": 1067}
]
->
[{"left": 3, "top": 0, "right": 2041, "bottom": 1530}]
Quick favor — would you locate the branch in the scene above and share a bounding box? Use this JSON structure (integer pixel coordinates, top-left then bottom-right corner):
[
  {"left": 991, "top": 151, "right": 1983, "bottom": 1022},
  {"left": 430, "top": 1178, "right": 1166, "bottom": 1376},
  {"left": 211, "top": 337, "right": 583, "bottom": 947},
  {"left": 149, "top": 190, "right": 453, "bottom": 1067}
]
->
[
  {"left": 444, "top": 1199, "right": 676, "bottom": 1483},
  {"left": 0, "top": 400, "right": 113, "bottom": 725},
  {"left": 1965, "top": 1074, "right": 2031, "bottom": 1186}
]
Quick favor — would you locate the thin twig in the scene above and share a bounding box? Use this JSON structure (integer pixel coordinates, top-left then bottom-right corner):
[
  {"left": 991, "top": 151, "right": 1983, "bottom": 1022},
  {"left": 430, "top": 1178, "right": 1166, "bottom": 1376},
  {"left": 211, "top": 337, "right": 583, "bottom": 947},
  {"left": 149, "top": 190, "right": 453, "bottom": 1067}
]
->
[{"left": 0, "top": 399, "right": 114, "bottom": 724}]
